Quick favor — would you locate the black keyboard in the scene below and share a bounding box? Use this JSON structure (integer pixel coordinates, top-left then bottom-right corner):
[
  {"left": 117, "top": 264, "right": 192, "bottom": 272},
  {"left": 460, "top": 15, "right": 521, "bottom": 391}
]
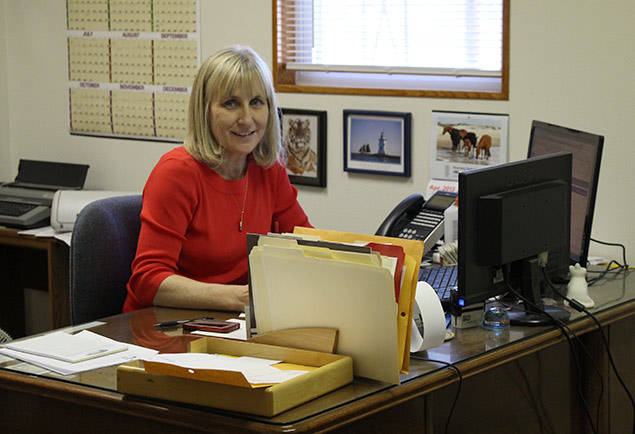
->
[
  {"left": 419, "top": 265, "right": 458, "bottom": 310},
  {"left": 0, "top": 200, "right": 38, "bottom": 217}
]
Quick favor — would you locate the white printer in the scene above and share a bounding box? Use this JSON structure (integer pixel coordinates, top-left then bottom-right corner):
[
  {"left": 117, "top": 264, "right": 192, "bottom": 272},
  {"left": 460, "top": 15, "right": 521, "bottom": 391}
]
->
[{"left": 51, "top": 190, "right": 139, "bottom": 232}]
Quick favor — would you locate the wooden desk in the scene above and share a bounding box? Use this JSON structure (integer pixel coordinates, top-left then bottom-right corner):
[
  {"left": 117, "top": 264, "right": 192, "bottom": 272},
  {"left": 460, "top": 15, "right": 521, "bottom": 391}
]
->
[
  {"left": 1, "top": 269, "right": 633, "bottom": 433},
  {"left": 0, "top": 227, "right": 70, "bottom": 338}
]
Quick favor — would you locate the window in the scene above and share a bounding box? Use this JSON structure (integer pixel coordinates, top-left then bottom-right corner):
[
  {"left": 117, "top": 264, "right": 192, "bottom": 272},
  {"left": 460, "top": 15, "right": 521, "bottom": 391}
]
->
[{"left": 274, "top": 0, "right": 509, "bottom": 99}]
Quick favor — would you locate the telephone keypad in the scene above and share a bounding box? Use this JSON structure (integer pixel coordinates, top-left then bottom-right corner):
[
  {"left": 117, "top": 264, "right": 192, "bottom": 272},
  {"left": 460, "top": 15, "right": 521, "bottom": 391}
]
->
[{"left": 398, "top": 210, "right": 444, "bottom": 240}]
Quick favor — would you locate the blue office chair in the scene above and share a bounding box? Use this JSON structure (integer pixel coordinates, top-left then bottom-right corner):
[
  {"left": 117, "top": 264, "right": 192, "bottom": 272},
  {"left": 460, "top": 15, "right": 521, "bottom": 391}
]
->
[{"left": 69, "top": 195, "right": 142, "bottom": 324}]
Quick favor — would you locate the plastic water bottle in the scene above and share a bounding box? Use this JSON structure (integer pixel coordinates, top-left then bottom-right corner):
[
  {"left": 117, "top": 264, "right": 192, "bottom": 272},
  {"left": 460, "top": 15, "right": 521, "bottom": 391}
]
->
[{"left": 444, "top": 198, "right": 459, "bottom": 243}]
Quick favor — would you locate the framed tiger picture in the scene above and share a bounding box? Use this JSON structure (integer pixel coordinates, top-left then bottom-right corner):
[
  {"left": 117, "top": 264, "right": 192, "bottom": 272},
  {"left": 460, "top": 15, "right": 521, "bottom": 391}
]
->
[{"left": 280, "top": 108, "right": 327, "bottom": 187}]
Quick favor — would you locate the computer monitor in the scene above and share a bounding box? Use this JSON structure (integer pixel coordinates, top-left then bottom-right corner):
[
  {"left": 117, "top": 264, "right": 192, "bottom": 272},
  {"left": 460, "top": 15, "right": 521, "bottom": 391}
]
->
[
  {"left": 527, "top": 121, "right": 603, "bottom": 267},
  {"left": 454, "top": 152, "right": 573, "bottom": 325}
]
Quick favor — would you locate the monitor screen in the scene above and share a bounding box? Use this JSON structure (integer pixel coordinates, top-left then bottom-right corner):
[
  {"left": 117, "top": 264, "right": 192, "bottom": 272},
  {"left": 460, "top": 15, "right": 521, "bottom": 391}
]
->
[
  {"left": 454, "top": 152, "right": 572, "bottom": 325},
  {"left": 527, "top": 121, "right": 603, "bottom": 267}
]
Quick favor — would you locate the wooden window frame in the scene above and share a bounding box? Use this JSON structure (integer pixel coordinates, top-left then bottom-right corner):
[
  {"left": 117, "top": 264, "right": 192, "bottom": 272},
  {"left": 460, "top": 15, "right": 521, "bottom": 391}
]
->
[{"left": 272, "top": 0, "right": 509, "bottom": 100}]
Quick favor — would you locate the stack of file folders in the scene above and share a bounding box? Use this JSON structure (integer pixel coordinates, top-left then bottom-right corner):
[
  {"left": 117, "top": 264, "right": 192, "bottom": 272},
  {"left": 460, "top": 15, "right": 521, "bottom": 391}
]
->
[{"left": 247, "top": 227, "right": 424, "bottom": 385}]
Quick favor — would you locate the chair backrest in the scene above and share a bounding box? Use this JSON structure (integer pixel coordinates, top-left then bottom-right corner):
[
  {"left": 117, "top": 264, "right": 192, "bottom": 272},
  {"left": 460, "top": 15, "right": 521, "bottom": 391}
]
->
[{"left": 69, "top": 195, "right": 142, "bottom": 324}]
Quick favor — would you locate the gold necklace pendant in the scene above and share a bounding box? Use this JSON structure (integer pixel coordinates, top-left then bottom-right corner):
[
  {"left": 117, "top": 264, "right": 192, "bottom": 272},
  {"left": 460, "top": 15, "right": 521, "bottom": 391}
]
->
[{"left": 223, "top": 173, "right": 249, "bottom": 232}]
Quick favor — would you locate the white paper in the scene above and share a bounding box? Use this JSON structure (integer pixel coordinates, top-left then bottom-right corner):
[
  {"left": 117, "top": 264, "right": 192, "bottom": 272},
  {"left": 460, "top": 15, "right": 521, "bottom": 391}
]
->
[
  {"left": 143, "top": 353, "right": 307, "bottom": 385},
  {"left": 16, "top": 226, "right": 72, "bottom": 245},
  {"left": 56, "top": 321, "right": 107, "bottom": 334},
  {"left": 0, "top": 345, "right": 158, "bottom": 376},
  {"left": 4, "top": 361, "right": 52, "bottom": 375},
  {"left": 18, "top": 226, "right": 56, "bottom": 237},
  {"left": 0, "top": 331, "right": 158, "bottom": 375},
  {"left": 54, "top": 231, "right": 72, "bottom": 245},
  {"left": 3, "top": 330, "right": 128, "bottom": 363}
]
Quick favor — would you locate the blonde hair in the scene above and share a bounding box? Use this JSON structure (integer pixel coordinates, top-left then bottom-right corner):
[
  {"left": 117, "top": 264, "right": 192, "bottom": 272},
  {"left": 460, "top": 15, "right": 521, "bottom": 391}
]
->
[{"left": 184, "top": 46, "right": 282, "bottom": 168}]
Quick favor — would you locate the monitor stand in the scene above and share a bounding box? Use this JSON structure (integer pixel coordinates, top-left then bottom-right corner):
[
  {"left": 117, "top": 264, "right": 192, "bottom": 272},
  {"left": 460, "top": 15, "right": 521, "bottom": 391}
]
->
[
  {"left": 507, "top": 258, "right": 571, "bottom": 326},
  {"left": 508, "top": 305, "right": 571, "bottom": 326}
]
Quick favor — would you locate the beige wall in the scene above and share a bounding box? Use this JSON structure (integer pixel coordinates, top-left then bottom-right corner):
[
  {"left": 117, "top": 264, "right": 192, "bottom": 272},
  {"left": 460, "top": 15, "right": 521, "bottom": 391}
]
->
[
  {"left": 0, "top": 2, "right": 9, "bottom": 176},
  {"left": 1, "top": 0, "right": 634, "bottom": 261}
]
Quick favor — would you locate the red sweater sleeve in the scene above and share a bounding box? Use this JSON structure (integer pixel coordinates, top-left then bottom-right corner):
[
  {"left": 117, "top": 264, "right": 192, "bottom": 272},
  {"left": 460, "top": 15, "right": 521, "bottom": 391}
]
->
[{"left": 124, "top": 152, "right": 201, "bottom": 311}]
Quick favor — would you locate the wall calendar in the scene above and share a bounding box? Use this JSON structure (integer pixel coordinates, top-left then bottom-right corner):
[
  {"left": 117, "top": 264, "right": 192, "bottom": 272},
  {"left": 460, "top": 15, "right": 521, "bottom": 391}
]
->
[{"left": 66, "top": 0, "right": 200, "bottom": 142}]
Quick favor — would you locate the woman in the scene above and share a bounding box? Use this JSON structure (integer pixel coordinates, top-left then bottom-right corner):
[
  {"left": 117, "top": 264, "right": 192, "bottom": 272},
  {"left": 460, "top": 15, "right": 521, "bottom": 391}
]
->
[{"left": 123, "top": 46, "right": 311, "bottom": 313}]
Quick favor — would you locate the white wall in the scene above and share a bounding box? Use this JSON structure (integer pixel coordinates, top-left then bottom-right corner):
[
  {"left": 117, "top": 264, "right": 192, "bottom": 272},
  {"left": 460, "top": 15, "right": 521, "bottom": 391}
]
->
[{"left": 2, "top": 0, "right": 634, "bottom": 262}]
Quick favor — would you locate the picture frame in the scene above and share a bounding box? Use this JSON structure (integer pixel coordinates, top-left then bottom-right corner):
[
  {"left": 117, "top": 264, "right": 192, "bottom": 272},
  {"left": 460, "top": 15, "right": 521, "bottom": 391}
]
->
[
  {"left": 343, "top": 110, "right": 411, "bottom": 177},
  {"left": 280, "top": 108, "right": 327, "bottom": 187},
  {"left": 429, "top": 110, "right": 509, "bottom": 181}
]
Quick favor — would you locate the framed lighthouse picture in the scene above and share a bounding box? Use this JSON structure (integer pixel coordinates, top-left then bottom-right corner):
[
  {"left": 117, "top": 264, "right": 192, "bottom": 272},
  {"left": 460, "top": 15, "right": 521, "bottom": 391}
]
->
[{"left": 343, "top": 110, "right": 411, "bottom": 177}]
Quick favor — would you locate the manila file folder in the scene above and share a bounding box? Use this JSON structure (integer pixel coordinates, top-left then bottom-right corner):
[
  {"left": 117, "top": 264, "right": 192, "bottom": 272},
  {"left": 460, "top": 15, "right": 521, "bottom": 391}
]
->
[
  {"left": 249, "top": 242, "right": 401, "bottom": 385},
  {"left": 293, "top": 227, "right": 424, "bottom": 374}
]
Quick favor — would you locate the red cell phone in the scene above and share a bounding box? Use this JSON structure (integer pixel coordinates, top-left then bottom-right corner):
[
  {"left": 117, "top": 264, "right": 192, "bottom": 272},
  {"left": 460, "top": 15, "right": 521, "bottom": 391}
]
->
[{"left": 182, "top": 319, "right": 240, "bottom": 333}]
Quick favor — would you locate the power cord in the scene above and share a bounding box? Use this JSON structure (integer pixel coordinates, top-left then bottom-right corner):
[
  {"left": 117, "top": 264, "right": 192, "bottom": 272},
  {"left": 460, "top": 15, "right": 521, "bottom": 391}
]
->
[
  {"left": 587, "top": 238, "right": 631, "bottom": 285},
  {"left": 590, "top": 238, "right": 629, "bottom": 269},
  {"left": 502, "top": 268, "right": 602, "bottom": 434},
  {"left": 543, "top": 268, "right": 635, "bottom": 434},
  {"left": 493, "top": 290, "right": 604, "bottom": 433},
  {"left": 587, "top": 260, "right": 629, "bottom": 285},
  {"left": 410, "top": 357, "right": 462, "bottom": 434}
]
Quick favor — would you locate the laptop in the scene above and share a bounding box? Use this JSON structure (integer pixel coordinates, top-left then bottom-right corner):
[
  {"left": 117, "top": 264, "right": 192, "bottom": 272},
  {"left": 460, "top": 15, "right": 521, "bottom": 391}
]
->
[{"left": 0, "top": 159, "right": 89, "bottom": 229}]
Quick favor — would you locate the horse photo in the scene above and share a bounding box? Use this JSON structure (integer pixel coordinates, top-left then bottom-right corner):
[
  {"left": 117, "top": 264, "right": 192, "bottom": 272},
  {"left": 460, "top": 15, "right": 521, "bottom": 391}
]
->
[{"left": 436, "top": 122, "right": 501, "bottom": 165}]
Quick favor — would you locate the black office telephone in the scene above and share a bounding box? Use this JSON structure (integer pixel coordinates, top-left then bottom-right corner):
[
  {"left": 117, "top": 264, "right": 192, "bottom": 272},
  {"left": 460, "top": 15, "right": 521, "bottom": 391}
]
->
[{"left": 376, "top": 190, "right": 458, "bottom": 255}]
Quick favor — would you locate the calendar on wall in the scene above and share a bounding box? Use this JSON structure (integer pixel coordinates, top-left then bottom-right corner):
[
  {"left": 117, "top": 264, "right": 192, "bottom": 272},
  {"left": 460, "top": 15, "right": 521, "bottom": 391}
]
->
[{"left": 66, "top": 0, "right": 200, "bottom": 142}]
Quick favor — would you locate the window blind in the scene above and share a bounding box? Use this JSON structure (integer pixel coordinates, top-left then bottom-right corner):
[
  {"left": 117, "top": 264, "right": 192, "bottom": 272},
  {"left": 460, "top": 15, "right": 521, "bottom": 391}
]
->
[{"left": 274, "top": 0, "right": 509, "bottom": 98}]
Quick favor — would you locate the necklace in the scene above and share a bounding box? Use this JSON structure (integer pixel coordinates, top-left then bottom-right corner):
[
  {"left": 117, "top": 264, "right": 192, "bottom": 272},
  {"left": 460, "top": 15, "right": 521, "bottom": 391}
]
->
[{"left": 223, "top": 173, "right": 249, "bottom": 232}]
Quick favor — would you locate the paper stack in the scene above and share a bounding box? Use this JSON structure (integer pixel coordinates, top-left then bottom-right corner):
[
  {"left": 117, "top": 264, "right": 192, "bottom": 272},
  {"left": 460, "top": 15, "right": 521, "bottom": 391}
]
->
[
  {"left": 0, "top": 330, "right": 158, "bottom": 375},
  {"left": 3, "top": 330, "right": 128, "bottom": 363}
]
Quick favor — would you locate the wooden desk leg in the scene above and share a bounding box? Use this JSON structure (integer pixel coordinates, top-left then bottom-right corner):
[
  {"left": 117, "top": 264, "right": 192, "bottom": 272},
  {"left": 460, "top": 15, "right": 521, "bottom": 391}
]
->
[
  {"left": 48, "top": 241, "right": 70, "bottom": 329},
  {"left": 0, "top": 245, "right": 26, "bottom": 338}
]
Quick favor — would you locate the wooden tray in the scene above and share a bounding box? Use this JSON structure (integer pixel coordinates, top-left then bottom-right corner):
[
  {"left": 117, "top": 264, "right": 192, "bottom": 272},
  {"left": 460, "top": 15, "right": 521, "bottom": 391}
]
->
[{"left": 117, "top": 337, "right": 353, "bottom": 416}]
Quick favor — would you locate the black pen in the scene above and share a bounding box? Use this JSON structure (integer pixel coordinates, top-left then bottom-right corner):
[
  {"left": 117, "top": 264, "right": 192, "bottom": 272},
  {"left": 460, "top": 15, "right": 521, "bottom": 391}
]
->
[{"left": 153, "top": 319, "right": 190, "bottom": 328}]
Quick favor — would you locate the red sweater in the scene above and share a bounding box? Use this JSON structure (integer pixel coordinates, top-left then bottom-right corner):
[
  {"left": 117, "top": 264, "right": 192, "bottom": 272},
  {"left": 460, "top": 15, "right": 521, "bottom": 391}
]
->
[{"left": 123, "top": 146, "right": 311, "bottom": 312}]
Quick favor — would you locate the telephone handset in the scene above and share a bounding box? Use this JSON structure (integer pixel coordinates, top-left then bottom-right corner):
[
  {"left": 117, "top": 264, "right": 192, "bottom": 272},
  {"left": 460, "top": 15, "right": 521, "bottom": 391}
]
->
[{"left": 376, "top": 190, "right": 458, "bottom": 256}]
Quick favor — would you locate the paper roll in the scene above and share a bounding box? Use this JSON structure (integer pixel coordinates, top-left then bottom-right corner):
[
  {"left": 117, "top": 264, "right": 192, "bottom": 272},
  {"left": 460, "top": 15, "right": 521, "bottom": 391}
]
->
[{"left": 410, "top": 281, "right": 447, "bottom": 353}]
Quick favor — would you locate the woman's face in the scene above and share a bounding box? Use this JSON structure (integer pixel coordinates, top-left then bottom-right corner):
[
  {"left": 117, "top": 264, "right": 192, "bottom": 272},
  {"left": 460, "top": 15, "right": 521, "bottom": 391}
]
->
[{"left": 209, "top": 85, "right": 269, "bottom": 159}]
